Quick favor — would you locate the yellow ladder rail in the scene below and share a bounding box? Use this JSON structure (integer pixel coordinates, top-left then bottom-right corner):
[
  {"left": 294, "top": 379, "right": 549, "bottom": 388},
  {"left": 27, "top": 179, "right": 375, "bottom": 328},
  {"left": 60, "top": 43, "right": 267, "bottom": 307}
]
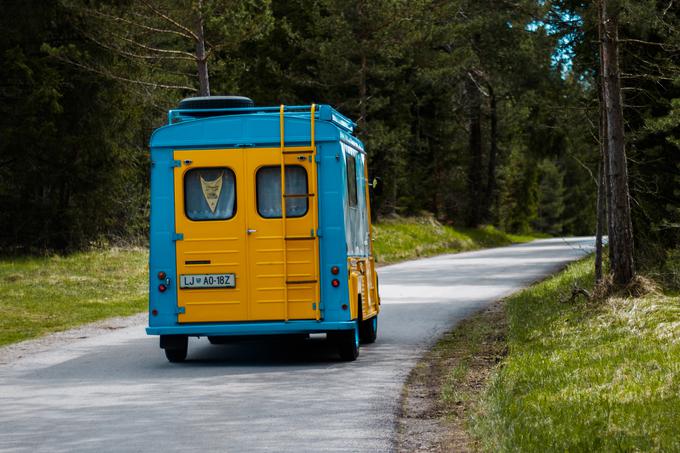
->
[
  {"left": 309, "top": 104, "right": 321, "bottom": 321},
  {"left": 279, "top": 104, "right": 290, "bottom": 322},
  {"left": 279, "top": 104, "right": 320, "bottom": 321}
]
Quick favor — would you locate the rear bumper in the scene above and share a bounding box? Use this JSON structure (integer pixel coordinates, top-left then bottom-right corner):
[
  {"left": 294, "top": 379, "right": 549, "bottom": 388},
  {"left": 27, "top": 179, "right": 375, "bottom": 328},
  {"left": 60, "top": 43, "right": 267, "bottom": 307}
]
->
[{"left": 146, "top": 320, "right": 356, "bottom": 336}]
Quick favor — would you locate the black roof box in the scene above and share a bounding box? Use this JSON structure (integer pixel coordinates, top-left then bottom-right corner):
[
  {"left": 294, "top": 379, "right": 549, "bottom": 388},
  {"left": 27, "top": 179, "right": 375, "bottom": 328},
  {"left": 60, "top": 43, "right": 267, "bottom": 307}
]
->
[{"left": 177, "top": 96, "right": 254, "bottom": 117}]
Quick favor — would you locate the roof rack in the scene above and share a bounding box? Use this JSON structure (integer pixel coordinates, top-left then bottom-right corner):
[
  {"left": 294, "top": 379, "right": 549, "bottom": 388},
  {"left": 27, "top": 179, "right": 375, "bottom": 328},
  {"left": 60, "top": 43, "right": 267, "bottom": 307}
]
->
[{"left": 167, "top": 104, "right": 356, "bottom": 133}]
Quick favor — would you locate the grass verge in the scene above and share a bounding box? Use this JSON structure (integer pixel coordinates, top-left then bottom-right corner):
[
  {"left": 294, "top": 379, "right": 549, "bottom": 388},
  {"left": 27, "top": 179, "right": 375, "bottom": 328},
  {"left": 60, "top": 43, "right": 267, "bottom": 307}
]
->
[
  {"left": 399, "top": 256, "right": 680, "bottom": 452},
  {"left": 397, "top": 302, "right": 507, "bottom": 452},
  {"left": 0, "top": 248, "right": 147, "bottom": 347},
  {"left": 373, "top": 216, "right": 536, "bottom": 264},
  {"left": 473, "top": 258, "right": 680, "bottom": 452},
  {"left": 0, "top": 216, "right": 535, "bottom": 347}
]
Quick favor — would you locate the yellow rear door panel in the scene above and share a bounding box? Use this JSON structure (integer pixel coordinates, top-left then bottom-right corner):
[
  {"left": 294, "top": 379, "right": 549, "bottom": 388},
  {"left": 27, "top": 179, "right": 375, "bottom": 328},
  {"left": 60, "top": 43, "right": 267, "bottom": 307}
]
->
[
  {"left": 174, "top": 149, "right": 249, "bottom": 323},
  {"left": 246, "top": 148, "right": 318, "bottom": 321},
  {"left": 174, "top": 147, "right": 319, "bottom": 323}
]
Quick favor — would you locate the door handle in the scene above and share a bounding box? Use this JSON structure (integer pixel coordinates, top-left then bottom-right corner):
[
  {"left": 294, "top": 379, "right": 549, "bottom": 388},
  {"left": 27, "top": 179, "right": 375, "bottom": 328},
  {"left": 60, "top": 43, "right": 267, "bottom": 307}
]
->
[{"left": 247, "top": 229, "right": 257, "bottom": 235}]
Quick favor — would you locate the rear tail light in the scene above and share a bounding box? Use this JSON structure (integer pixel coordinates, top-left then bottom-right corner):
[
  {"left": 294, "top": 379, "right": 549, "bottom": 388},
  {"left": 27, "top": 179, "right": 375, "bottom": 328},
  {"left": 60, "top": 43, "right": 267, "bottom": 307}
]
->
[
  {"left": 331, "top": 266, "right": 340, "bottom": 275},
  {"left": 158, "top": 284, "right": 167, "bottom": 292},
  {"left": 158, "top": 271, "right": 166, "bottom": 280},
  {"left": 331, "top": 279, "right": 340, "bottom": 288}
]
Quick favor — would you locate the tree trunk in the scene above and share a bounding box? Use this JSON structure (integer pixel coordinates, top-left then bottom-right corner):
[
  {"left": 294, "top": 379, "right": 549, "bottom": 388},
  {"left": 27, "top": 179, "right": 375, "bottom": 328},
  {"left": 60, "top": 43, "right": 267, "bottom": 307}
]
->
[
  {"left": 595, "top": 15, "right": 608, "bottom": 284},
  {"left": 360, "top": 54, "right": 367, "bottom": 129},
  {"left": 195, "top": 2, "right": 210, "bottom": 96},
  {"left": 600, "top": 0, "right": 635, "bottom": 285},
  {"left": 595, "top": 150, "right": 606, "bottom": 283},
  {"left": 598, "top": 0, "right": 614, "bottom": 272},
  {"left": 466, "top": 73, "right": 484, "bottom": 227},
  {"left": 355, "top": 0, "right": 368, "bottom": 132},
  {"left": 485, "top": 87, "right": 498, "bottom": 223}
]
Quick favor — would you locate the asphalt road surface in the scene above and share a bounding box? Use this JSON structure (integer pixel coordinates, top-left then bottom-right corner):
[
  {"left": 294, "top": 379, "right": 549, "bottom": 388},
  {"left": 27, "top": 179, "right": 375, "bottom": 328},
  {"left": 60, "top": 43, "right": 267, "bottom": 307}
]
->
[{"left": 0, "top": 237, "right": 594, "bottom": 453}]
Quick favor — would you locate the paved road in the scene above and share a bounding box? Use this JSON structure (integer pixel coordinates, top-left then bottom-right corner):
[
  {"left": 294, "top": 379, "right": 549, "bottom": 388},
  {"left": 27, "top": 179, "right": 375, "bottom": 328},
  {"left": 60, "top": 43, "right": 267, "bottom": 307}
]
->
[{"left": 0, "top": 237, "right": 594, "bottom": 453}]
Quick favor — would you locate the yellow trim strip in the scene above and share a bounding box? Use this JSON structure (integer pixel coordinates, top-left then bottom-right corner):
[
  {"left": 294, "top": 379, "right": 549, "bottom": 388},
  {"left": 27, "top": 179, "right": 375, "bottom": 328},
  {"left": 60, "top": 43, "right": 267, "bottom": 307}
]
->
[
  {"left": 279, "top": 105, "right": 290, "bottom": 322},
  {"left": 363, "top": 152, "right": 375, "bottom": 257},
  {"left": 311, "top": 103, "right": 316, "bottom": 149},
  {"left": 279, "top": 105, "right": 285, "bottom": 149}
]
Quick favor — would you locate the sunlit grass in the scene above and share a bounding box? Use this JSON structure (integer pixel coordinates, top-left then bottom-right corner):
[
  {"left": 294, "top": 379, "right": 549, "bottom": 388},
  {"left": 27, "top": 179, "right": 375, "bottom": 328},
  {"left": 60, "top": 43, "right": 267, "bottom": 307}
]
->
[
  {"left": 0, "top": 248, "right": 148, "bottom": 346},
  {"left": 372, "top": 218, "right": 536, "bottom": 264},
  {"left": 0, "top": 217, "right": 537, "bottom": 346},
  {"left": 472, "top": 258, "right": 680, "bottom": 451}
]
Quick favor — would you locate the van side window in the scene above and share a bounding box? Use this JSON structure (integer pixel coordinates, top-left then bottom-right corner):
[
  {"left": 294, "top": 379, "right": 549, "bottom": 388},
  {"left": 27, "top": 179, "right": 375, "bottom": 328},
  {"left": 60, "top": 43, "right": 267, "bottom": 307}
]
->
[
  {"left": 256, "top": 166, "right": 308, "bottom": 218},
  {"left": 346, "top": 155, "right": 358, "bottom": 207},
  {"left": 184, "top": 168, "right": 236, "bottom": 221}
]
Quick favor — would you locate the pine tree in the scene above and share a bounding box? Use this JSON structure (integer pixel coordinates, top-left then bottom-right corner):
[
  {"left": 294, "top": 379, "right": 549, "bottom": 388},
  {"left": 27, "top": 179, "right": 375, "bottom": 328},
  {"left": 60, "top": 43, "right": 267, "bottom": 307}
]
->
[{"left": 534, "top": 159, "right": 566, "bottom": 235}]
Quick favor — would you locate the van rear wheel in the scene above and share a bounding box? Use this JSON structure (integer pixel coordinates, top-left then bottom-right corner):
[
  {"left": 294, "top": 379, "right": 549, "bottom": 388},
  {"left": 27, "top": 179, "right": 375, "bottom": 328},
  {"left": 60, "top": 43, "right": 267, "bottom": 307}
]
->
[
  {"left": 360, "top": 315, "right": 378, "bottom": 344},
  {"left": 164, "top": 347, "right": 187, "bottom": 363},
  {"left": 330, "top": 326, "right": 359, "bottom": 361},
  {"left": 161, "top": 335, "right": 188, "bottom": 363}
]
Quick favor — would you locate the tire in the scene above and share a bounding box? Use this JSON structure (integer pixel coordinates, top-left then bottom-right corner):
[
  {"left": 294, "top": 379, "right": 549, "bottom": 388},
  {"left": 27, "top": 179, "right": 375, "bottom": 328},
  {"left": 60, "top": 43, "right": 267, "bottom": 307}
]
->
[
  {"left": 357, "top": 294, "right": 378, "bottom": 344},
  {"left": 161, "top": 335, "right": 188, "bottom": 363},
  {"left": 330, "top": 325, "right": 359, "bottom": 361},
  {"left": 164, "top": 347, "right": 187, "bottom": 363},
  {"left": 359, "top": 315, "right": 378, "bottom": 344}
]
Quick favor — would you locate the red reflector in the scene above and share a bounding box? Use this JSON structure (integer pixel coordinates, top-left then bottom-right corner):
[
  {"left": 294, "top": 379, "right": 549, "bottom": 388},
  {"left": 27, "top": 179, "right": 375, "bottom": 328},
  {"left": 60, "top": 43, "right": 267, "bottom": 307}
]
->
[
  {"left": 331, "top": 279, "right": 340, "bottom": 287},
  {"left": 158, "top": 271, "right": 166, "bottom": 280},
  {"left": 331, "top": 266, "right": 340, "bottom": 275},
  {"left": 158, "top": 284, "right": 167, "bottom": 292},
  {"left": 341, "top": 304, "right": 348, "bottom": 310},
  {"left": 152, "top": 309, "right": 158, "bottom": 316}
]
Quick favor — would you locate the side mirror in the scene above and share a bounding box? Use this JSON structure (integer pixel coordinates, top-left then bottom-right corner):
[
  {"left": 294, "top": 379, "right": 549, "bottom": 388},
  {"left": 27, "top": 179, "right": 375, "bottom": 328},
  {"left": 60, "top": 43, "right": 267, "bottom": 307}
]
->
[{"left": 368, "top": 176, "right": 381, "bottom": 197}]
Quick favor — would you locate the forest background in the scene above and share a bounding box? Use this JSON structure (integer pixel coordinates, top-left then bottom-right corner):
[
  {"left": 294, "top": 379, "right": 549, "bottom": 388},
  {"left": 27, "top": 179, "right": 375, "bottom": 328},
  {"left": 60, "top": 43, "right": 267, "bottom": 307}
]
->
[{"left": 0, "top": 0, "right": 678, "bottom": 274}]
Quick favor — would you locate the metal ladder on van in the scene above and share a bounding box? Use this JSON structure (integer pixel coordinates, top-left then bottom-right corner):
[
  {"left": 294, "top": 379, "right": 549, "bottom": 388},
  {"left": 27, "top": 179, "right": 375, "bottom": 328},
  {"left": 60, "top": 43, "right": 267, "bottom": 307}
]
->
[{"left": 278, "top": 105, "right": 321, "bottom": 321}]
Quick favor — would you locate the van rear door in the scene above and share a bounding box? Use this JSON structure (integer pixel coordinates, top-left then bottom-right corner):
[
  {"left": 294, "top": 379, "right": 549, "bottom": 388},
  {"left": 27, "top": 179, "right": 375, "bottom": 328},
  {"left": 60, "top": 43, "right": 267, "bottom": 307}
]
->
[
  {"left": 173, "top": 147, "right": 319, "bottom": 323},
  {"left": 245, "top": 147, "right": 319, "bottom": 321},
  {"left": 173, "top": 149, "right": 249, "bottom": 322}
]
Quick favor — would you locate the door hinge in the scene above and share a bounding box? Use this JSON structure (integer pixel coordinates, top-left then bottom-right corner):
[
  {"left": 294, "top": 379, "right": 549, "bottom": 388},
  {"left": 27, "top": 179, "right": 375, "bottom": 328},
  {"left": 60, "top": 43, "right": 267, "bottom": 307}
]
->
[
  {"left": 170, "top": 159, "right": 182, "bottom": 168},
  {"left": 172, "top": 233, "right": 184, "bottom": 241},
  {"left": 175, "top": 306, "right": 186, "bottom": 314},
  {"left": 314, "top": 154, "right": 322, "bottom": 163},
  {"left": 316, "top": 228, "right": 323, "bottom": 237}
]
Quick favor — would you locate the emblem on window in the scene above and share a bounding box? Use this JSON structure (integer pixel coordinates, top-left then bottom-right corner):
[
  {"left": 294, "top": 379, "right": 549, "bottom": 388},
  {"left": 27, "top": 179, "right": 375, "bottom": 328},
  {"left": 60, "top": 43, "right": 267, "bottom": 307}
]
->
[{"left": 200, "top": 175, "right": 223, "bottom": 213}]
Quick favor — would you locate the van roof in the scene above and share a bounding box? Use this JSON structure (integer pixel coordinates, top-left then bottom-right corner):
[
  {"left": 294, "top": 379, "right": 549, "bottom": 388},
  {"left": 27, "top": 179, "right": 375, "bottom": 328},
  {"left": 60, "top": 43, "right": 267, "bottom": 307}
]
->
[
  {"left": 150, "top": 104, "right": 361, "bottom": 150},
  {"left": 169, "top": 104, "right": 354, "bottom": 131}
]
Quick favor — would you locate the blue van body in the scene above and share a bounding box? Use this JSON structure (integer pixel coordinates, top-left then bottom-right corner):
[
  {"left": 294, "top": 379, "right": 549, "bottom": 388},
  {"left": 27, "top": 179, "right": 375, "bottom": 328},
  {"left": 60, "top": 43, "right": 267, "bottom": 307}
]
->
[{"left": 145, "top": 103, "right": 379, "bottom": 361}]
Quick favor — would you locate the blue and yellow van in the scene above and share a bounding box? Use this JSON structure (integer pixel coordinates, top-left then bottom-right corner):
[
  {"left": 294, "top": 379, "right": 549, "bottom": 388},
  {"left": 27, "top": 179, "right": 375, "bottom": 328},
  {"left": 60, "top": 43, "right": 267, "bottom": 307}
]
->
[{"left": 146, "top": 96, "right": 380, "bottom": 362}]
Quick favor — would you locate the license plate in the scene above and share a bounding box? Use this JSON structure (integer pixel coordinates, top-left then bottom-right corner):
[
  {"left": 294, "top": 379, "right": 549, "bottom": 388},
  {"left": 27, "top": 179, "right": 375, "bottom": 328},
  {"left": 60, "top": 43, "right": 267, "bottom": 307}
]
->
[{"left": 180, "top": 273, "right": 235, "bottom": 289}]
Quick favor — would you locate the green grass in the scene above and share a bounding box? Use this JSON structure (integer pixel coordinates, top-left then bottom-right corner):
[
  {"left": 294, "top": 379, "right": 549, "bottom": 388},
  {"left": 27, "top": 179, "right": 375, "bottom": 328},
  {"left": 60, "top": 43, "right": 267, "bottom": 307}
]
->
[
  {"left": 373, "top": 217, "right": 536, "bottom": 264},
  {"left": 472, "top": 258, "right": 680, "bottom": 452},
  {"left": 0, "top": 248, "right": 148, "bottom": 346},
  {"left": 399, "top": 296, "right": 508, "bottom": 451},
  {"left": 0, "top": 216, "right": 535, "bottom": 347}
]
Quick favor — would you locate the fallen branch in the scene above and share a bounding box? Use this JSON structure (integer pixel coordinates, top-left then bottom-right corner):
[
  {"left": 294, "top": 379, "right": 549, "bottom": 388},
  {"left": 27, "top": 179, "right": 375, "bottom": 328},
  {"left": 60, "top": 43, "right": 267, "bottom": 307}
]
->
[{"left": 562, "top": 286, "right": 591, "bottom": 303}]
